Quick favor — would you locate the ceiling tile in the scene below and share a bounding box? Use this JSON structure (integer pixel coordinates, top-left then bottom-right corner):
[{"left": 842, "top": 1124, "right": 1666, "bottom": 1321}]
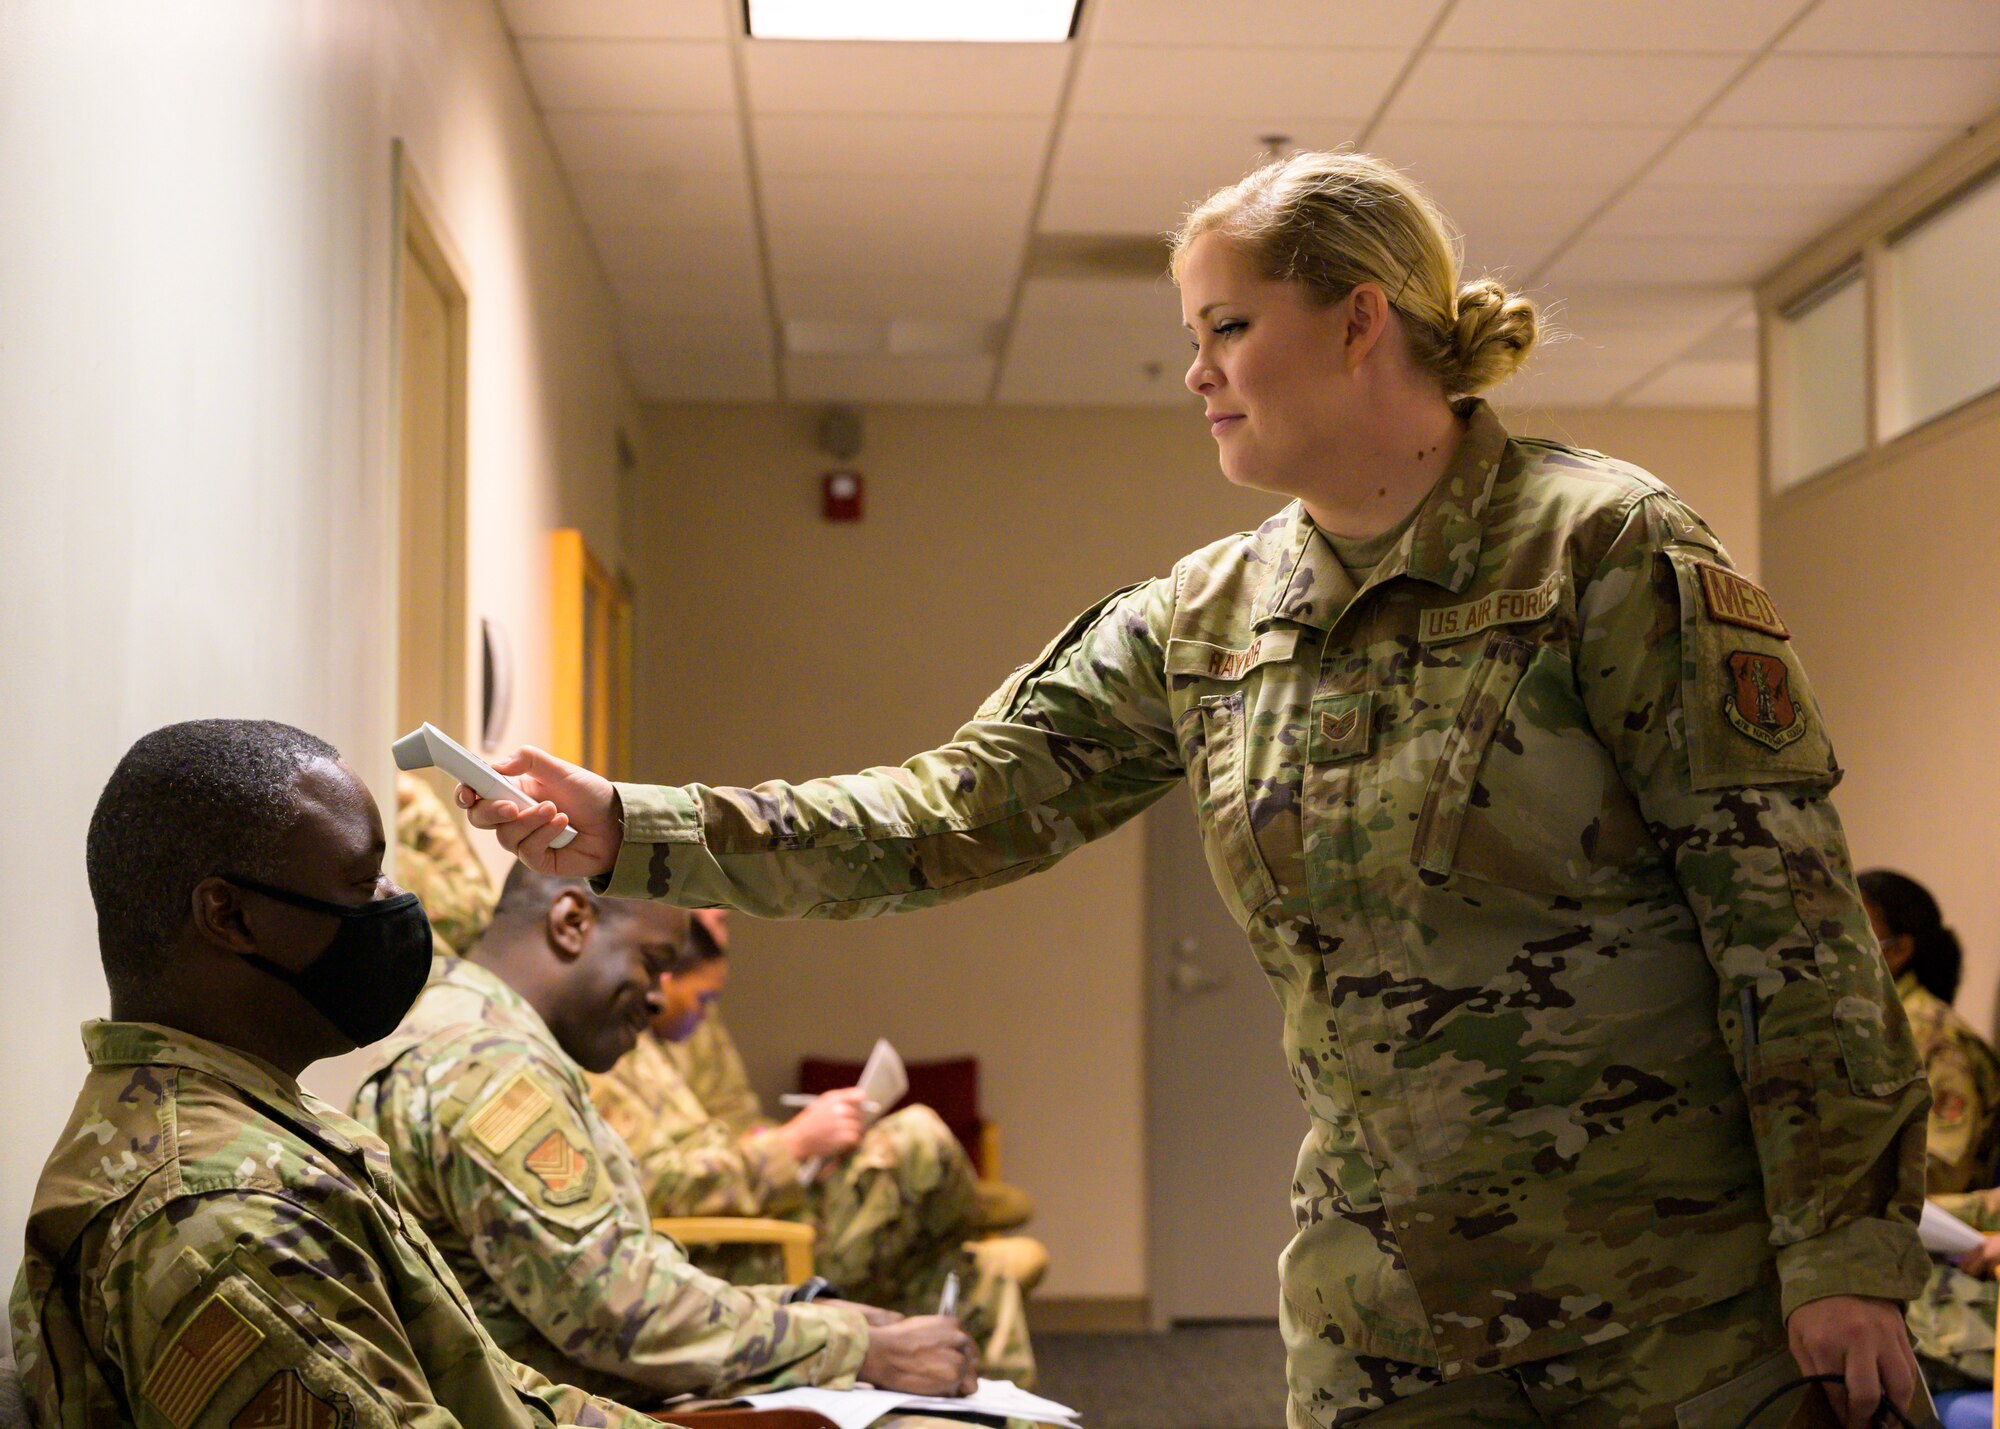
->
[
  {"left": 518, "top": 39, "right": 736, "bottom": 112},
  {"left": 543, "top": 112, "right": 744, "bottom": 174},
  {"left": 1436, "top": 0, "right": 1805, "bottom": 52},
  {"left": 767, "top": 248, "right": 1021, "bottom": 322},
  {"left": 1086, "top": 0, "right": 1448, "bottom": 48},
  {"left": 620, "top": 309, "right": 769, "bottom": 359},
  {"left": 1388, "top": 50, "right": 1740, "bottom": 126},
  {"left": 1540, "top": 236, "right": 1787, "bottom": 286},
  {"left": 1648, "top": 123, "right": 1959, "bottom": 192},
  {"left": 570, "top": 168, "right": 754, "bottom": 228},
  {"left": 761, "top": 172, "right": 1039, "bottom": 237},
  {"left": 603, "top": 258, "right": 766, "bottom": 318},
  {"left": 1052, "top": 115, "right": 1361, "bottom": 180},
  {"left": 998, "top": 279, "right": 1193, "bottom": 406},
  {"left": 1420, "top": 181, "right": 1610, "bottom": 247},
  {"left": 1782, "top": 0, "right": 2000, "bottom": 54},
  {"left": 1622, "top": 359, "right": 1759, "bottom": 407},
  {"left": 784, "top": 355, "right": 997, "bottom": 403},
  {"left": 1039, "top": 169, "right": 1228, "bottom": 235},
  {"left": 1542, "top": 285, "right": 1750, "bottom": 340},
  {"left": 1709, "top": 55, "right": 2000, "bottom": 126},
  {"left": 626, "top": 344, "right": 778, "bottom": 403},
  {"left": 501, "top": 0, "right": 730, "bottom": 40},
  {"left": 742, "top": 41, "right": 1069, "bottom": 114},
  {"left": 1592, "top": 179, "right": 1872, "bottom": 239},
  {"left": 1069, "top": 45, "right": 1401, "bottom": 119},
  {"left": 1370, "top": 120, "right": 1671, "bottom": 191},
  {"left": 755, "top": 114, "right": 1052, "bottom": 176},
  {"left": 1493, "top": 337, "right": 1666, "bottom": 407}
]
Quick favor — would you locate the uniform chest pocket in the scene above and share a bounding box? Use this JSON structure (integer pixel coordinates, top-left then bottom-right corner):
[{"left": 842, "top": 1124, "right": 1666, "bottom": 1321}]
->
[
  {"left": 1179, "top": 691, "right": 1281, "bottom": 924},
  {"left": 1410, "top": 632, "right": 1535, "bottom": 877}
]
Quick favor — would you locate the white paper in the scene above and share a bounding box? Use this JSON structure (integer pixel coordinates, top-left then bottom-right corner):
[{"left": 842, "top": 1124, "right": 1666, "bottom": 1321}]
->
[
  {"left": 1921, "top": 1200, "right": 1986, "bottom": 1256},
  {"left": 738, "top": 1378, "right": 1080, "bottom": 1429},
  {"left": 800, "top": 1038, "right": 909, "bottom": 1184},
  {"left": 856, "top": 1037, "right": 909, "bottom": 1121}
]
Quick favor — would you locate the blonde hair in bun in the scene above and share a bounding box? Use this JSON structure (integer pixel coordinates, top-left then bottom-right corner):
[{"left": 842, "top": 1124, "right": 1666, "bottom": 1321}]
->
[{"left": 1171, "top": 150, "right": 1539, "bottom": 396}]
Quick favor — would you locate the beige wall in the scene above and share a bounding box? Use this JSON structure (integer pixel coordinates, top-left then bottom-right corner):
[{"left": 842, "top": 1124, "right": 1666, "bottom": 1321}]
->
[
  {"left": 0, "top": 0, "right": 637, "bottom": 1294},
  {"left": 1762, "top": 399, "right": 2000, "bottom": 1039},
  {"left": 627, "top": 400, "right": 1757, "bottom": 1299}
]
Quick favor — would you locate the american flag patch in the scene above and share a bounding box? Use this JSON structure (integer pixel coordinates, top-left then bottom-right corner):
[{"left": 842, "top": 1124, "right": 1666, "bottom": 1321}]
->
[
  {"left": 143, "top": 1293, "right": 265, "bottom": 1428},
  {"left": 230, "top": 1369, "right": 341, "bottom": 1428},
  {"left": 465, "top": 1071, "right": 551, "bottom": 1155}
]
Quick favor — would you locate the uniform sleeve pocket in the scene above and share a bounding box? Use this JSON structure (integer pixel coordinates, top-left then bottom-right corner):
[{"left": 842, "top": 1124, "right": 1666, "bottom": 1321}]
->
[
  {"left": 142, "top": 1253, "right": 398, "bottom": 1429},
  {"left": 1181, "top": 691, "right": 1280, "bottom": 922},
  {"left": 1411, "top": 631, "right": 1535, "bottom": 877},
  {"left": 1744, "top": 1034, "right": 1827, "bottom": 1244},
  {"left": 1786, "top": 845, "right": 1928, "bottom": 1099}
]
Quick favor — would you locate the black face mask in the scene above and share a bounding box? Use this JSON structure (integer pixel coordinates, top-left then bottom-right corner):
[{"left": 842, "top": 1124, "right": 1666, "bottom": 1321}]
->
[{"left": 226, "top": 876, "right": 434, "bottom": 1045}]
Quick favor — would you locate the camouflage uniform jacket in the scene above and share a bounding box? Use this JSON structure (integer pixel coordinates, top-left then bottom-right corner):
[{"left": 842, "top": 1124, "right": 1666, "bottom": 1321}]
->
[
  {"left": 668, "top": 1011, "right": 771, "bottom": 1137},
  {"left": 350, "top": 957, "right": 868, "bottom": 1403},
  {"left": 589, "top": 1029, "right": 806, "bottom": 1218},
  {"left": 9, "top": 1020, "right": 652, "bottom": 1429},
  {"left": 599, "top": 401, "right": 1928, "bottom": 1381},
  {"left": 1898, "top": 973, "right": 2000, "bottom": 1194},
  {"left": 397, "top": 771, "right": 498, "bottom": 957}
]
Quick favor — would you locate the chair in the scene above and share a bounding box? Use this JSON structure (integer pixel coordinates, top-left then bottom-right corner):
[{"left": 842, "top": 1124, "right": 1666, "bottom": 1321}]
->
[
  {"left": 798, "top": 1055, "right": 994, "bottom": 1174},
  {"left": 654, "top": 1216, "right": 816, "bottom": 1285}
]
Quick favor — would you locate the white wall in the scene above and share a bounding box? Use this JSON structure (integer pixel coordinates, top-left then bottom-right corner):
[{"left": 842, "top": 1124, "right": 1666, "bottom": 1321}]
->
[{"left": 0, "top": 0, "right": 638, "bottom": 1298}]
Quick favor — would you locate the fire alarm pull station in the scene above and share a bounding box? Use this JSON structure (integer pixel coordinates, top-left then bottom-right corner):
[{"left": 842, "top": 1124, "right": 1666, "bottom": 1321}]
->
[{"left": 823, "top": 471, "right": 863, "bottom": 522}]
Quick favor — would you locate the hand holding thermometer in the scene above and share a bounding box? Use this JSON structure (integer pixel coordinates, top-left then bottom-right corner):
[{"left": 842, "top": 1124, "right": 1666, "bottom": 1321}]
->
[{"left": 393, "top": 723, "right": 577, "bottom": 850}]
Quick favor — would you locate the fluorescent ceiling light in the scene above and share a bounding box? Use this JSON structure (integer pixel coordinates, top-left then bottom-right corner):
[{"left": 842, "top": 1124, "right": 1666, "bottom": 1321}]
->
[{"left": 747, "top": 1, "right": 1081, "bottom": 42}]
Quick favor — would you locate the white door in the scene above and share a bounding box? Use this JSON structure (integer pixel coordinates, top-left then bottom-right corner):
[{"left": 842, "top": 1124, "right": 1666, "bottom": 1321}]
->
[{"left": 1144, "top": 799, "right": 1306, "bottom": 1325}]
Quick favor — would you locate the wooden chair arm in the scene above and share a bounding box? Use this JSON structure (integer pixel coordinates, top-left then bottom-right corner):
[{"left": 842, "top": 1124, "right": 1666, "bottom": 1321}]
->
[
  {"left": 978, "top": 1121, "right": 1001, "bottom": 1180},
  {"left": 653, "top": 1217, "right": 816, "bottom": 1286}
]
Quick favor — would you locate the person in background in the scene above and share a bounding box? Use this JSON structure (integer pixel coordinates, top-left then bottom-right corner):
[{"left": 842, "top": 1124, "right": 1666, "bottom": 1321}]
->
[
  {"left": 11, "top": 720, "right": 658, "bottom": 1429},
  {"left": 396, "top": 769, "right": 497, "bottom": 956},
  {"left": 587, "top": 911, "right": 1038, "bottom": 1384},
  {"left": 667, "top": 912, "right": 1037, "bottom": 1236},
  {"left": 350, "top": 864, "right": 980, "bottom": 1411},
  {"left": 1860, "top": 869, "right": 2000, "bottom": 1195},
  {"left": 1860, "top": 869, "right": 2000, "bottom": 1392}
]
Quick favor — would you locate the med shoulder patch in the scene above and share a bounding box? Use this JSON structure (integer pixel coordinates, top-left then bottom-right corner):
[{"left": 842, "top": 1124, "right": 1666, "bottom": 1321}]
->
[
  {"left": 1666, "top": 549, "right": 1835, "bottom": 791},
  {"left": 230, "top": 1370, "right": 344, "bottom": 1429}
]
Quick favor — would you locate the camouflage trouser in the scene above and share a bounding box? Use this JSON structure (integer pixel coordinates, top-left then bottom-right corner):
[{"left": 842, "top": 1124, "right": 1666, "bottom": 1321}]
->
[
  {"left": 1908, "top": 1259, "right": 1995, "bottom": 1389},
  {"left": 692, "top": 1106, "right": 1035, "bottom": 1386},
  {"left": 1287, "top": 1281, "right": 1811, "bottom": 1429}
]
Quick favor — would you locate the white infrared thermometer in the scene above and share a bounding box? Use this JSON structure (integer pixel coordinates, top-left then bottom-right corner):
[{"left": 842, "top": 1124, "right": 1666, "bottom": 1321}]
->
[{"left": 392, "top": 723, "right": 578, "bottom": 849}]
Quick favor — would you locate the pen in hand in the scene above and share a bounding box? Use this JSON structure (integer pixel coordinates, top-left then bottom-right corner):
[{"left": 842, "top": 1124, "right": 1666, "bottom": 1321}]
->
[{"left": 937, "top": 1271, "right": 960, "bottom": 1320}]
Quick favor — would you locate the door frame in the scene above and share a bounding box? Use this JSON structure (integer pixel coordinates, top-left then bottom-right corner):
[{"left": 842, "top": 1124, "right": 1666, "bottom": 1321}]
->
[{"left": 390, "top": 141, "right": 472, "bottom": 743}]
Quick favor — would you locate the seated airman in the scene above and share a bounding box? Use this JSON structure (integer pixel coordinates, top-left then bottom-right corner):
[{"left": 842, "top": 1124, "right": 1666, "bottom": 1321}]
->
[{"left": 10, "top": 719, "right": 657, "bottom": 1429}]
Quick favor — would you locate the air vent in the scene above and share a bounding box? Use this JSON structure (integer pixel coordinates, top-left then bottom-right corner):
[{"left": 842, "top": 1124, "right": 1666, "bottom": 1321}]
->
[{"left": 1026, "top": 233, "right": 1172, "bottom": 282}]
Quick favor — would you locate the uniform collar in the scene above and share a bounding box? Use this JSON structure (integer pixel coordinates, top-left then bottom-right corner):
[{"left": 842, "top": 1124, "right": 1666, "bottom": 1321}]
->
[
  {"left": 1895, "top": 971, "right": 1921, "bottom": 1000},
  {"left": 84, "top": 1018, "right": 306, "bottom": 1107},
  {"left": 80, "top": 1018, "right": 361, "bottom": 1156},
  {"left": 1258, "top": 398, "right": 1511, "bottom": 631},
  {"left": 434, "top": 954, "right": 568, "bottom": 1052}
]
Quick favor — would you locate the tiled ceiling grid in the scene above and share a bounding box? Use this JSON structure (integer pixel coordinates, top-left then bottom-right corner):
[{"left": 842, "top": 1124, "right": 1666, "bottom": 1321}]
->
[{"left": 502, "top": 0, "right": 2000, "bottom": 408}]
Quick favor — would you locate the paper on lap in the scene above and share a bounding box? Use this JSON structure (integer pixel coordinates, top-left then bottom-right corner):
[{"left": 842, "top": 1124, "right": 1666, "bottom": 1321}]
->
[{"left": 739, "top": 1377, "right": 1080, "bottom": 1429}]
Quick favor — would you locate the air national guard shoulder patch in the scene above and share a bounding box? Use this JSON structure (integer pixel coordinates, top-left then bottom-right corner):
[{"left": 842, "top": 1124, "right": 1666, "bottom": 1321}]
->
[
  {"left": 1724, "top": 650, "right": 1804, "bottom": 751},
  {"left": 1695, "top": 561, "right": 1789, "bottom": 640},
  {"left": 524, "top": 1128, "right": 597, "bottom": 1205},
  {"left": 144, "top": 1293, "right": 266, "bottom": 1429}
]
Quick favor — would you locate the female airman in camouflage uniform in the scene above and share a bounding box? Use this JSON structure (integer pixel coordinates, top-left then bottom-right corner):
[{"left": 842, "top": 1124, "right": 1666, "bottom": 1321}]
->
[{"left": 462, "top": 152, "right": 1929, "bottom": 1429}]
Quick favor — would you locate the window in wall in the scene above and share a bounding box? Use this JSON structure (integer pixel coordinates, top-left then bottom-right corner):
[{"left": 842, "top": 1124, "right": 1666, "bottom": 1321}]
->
[
  {"left": 1884, "top": 164, "right": 2000, "bottom": 438},
  {"left": 1774, "top": 268, "right": 1867, "bottom": 491}
]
